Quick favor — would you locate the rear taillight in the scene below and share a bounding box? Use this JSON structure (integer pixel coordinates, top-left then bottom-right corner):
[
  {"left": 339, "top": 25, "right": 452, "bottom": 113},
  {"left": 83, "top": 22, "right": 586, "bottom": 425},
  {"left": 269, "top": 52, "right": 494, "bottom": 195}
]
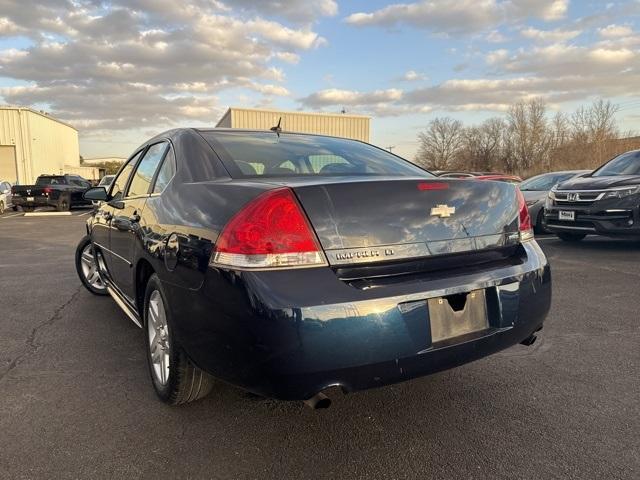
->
[
  {"left": 517, "top": 189, "right": 534, "bottom": 242},
  {"left": 210, "top": 188, "right": 327, "bottom": 269}
]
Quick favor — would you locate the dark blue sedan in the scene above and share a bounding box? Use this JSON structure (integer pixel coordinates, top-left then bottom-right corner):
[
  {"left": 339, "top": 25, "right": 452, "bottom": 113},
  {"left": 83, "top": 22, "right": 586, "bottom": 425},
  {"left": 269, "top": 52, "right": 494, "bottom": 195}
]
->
[{"left": 76, "top": 128, "right": 551, "bottom": 407}]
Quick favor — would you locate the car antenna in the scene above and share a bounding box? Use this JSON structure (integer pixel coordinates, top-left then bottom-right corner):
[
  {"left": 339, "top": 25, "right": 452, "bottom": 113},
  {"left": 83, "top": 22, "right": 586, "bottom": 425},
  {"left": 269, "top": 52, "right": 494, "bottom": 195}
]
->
[{"left": 270, "top": 117, "right": 282, "bottom": 137}]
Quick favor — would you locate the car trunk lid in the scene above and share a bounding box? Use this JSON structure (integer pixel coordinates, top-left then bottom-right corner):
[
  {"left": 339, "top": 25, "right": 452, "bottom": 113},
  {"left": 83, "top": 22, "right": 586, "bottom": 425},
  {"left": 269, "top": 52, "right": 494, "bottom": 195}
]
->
[{"left": 291, "top": 178, "right": 521, "bottom": 266}]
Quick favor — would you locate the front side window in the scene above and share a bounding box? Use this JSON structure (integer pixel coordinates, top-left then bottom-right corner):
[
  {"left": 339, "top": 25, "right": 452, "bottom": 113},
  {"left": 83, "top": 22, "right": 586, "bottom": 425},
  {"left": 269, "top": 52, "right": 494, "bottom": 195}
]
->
[
  {"left": 110, "top": 150, "right": 143, "bottom": 201},
  {"left": 593, "top": 151, "right": 640, "bottom": 177},
  {"left": 127, "top": 143, "right": 168, "bottom": 198},
  {"left": 201, "top": 131, "right": 431, "bottom": 179}
]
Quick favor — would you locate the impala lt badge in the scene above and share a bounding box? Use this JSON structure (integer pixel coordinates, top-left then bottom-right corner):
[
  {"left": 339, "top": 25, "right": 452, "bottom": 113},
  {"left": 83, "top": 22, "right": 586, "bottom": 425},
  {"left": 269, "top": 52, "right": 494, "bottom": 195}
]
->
[{"left": 431, "top": 204, "right": 455, "bottom": 218}]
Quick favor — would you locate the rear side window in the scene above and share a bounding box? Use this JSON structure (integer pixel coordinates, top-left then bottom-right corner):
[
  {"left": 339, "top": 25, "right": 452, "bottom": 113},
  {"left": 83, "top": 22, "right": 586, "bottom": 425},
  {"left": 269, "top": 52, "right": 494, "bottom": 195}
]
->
[
  {"left": 110, "top": 150, "right": 143, "bottom": 200},
  {"left": 201, "top": 131, "right": 430, "bottom": 179},
  {"left": 127, "top": 143, "right": 168, "bottom": 197},
  {"left": 152, "top": 146, "right": 176, "bottom": 193}
]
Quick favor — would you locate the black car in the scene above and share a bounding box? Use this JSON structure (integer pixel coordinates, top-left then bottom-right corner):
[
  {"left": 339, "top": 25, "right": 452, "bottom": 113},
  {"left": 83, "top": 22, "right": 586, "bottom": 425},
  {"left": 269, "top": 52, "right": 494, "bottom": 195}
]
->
[
  {"left": 12, "top": 174, "right": 93, "bottom": 211},
  {"left": 76, "top": 128, "right": 551, "bottom": 407},
  {"left": 545, "top": 149, "right": 640, "bottom": 241}
]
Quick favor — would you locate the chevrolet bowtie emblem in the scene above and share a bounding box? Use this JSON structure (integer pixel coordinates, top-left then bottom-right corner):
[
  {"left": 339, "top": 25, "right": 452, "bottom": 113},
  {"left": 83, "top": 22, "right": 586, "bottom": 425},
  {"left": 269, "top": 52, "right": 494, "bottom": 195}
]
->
[{"left": 430, "top": 204, "right": 455, "bottom": 218}]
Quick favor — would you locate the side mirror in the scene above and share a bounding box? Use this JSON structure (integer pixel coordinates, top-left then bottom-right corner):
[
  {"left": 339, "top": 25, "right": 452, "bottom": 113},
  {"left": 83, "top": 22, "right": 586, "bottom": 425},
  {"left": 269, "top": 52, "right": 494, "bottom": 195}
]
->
[{"left": 83, "top": 187, "right": 108, "bottom": 202}]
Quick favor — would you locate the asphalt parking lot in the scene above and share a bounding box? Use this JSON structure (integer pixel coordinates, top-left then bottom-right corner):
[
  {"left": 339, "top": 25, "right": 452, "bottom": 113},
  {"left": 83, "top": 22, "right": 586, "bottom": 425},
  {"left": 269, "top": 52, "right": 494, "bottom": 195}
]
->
[{"left": 0, "top": 211, "right": 638, "bottom": 480}]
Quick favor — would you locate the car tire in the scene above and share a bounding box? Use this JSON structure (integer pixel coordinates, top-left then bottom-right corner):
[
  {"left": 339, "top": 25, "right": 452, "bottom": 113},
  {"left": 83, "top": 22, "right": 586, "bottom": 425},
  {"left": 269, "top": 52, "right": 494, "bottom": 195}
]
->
[
  {"left": 22, "top": 206, "right": 35, "bottom": 212},
  {"left": 144, "top": 273, "right": 215, "bottom": 405},
  {"left": 12, "top": 205, "right": 18, "bottom": 211},
  {"left": 57, "top": 195, "right": 70, "bottom": 212},
  {"left": 75, "top": 235, "right": 109, "bottom": 295},
  {"left": 535, "top": 210, "right": 549, "bottom": 234},
  {"left": 557, "top": 232, "right": 586, "bottom": 242},
  {"left": 0, "top": 201, "right": 4, "bottom": 214}
]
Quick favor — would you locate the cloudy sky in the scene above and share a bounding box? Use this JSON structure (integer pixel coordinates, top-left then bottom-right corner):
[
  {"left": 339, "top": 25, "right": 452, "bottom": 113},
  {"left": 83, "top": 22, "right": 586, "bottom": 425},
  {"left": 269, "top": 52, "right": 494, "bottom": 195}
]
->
[{"left": 0, "top": 0, "right": 639, "bottom": 160}]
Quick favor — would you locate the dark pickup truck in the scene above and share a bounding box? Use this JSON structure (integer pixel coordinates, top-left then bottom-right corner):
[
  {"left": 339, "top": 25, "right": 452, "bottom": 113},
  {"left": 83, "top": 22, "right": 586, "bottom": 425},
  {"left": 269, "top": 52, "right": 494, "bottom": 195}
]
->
[
  {"left": 545, "top": 149, "right": 640, "bottom": 241},
  {"left": 11, "top": 174, "right": 93, "bottom": 212}
]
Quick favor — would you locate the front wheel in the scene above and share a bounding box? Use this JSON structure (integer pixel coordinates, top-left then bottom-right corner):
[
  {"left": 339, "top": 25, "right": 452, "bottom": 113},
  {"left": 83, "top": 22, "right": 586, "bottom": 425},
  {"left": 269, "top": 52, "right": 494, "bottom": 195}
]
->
[
  {"left": 557, "top": 232, "right": 586, "bottom": 242},
  {"left": 144, "top": 274, "right": 215, "bottom": 405},
  {"left": 536, "top": 210, "right": 550, "bottom": 234},
  {"left": 75, "top": 235, "right": 108, "bottom": 295}
]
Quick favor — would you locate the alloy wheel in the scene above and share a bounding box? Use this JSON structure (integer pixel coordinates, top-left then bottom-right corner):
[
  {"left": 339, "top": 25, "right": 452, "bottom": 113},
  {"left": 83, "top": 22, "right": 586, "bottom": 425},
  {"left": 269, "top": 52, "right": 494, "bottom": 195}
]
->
[
  {"left": 80, "top": 243, "right": 106, "bottom": 291},
  {"left": 148, "top": 290, "right": 171, "bottom": 385}
]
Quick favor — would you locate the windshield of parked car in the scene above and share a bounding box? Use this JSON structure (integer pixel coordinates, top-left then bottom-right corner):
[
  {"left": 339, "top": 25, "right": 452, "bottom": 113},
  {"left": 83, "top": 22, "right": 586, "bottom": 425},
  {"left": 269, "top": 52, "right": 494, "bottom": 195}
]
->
[
  {"left": 203, "top": 131, "right": 431, "bottom": 178},
  {"left": 36, "top": 176, "right": 67, "bottom": 185},
  {"left": 520, "top": 172, "right": 577, "bottom": 191},
  {"left": 592, "top": 150, "right": 640, "bottom": 177},
  {"left": 98, "top": 175, "right": 115, "bottom": 186}
]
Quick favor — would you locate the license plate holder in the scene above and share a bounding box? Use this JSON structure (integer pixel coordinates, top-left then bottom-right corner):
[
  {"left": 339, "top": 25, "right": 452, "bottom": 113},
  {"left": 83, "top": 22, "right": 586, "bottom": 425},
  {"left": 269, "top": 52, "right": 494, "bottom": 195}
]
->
[
  {"left": 559, "top": 210, "right": 575, "bottom": 221},
  {"left": 428, "top": 289, "right": 488, "bottom": 343},
  {"left": 27, "top": 196, "right": 35, "bottom": 202}
]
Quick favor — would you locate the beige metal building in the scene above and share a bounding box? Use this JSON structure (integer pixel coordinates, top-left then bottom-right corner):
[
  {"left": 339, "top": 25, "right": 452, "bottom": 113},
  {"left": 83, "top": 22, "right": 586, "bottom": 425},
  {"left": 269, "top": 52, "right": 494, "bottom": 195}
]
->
[
  {"left": 216, "top": 107, "right": 370, "bottom": 142},
  {"left": 0, "top": 106, "right": 98, "bottom": 184}
]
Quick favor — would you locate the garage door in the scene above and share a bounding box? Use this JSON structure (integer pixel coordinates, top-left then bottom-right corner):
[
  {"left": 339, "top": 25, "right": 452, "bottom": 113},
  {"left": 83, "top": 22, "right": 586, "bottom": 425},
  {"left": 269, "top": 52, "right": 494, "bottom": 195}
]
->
[{"left": 0, "top": 146, "right": 18, "bottom": 183}]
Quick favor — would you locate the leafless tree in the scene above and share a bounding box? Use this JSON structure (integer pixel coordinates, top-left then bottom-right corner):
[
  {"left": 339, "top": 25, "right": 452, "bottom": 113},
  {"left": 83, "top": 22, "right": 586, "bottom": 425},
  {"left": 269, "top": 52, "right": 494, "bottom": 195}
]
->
[
  {"left": 458, "top": 117, "right": 505, "bottom": 171},
  {"left": 507, "top": 99, "right": 551, "bottom": 172},
  {"left": 415, "top": 117, "right": 464, "bottom": 170},
  {"left": 414, "top": 98, "right": 637, "bottom": 177}
]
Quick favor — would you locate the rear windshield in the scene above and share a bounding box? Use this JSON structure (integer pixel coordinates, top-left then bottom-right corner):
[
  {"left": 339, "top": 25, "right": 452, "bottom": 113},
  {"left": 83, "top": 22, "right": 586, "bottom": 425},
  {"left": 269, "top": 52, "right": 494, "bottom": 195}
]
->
[
  {"left": 36, "top": 176, "right": 67, "bottom": 185},
  {"left": 592, "top": 150, "right": 640, "bottom": 177},
  {"left": 202, "top": 131, "right": 431, "bottom": 178}
]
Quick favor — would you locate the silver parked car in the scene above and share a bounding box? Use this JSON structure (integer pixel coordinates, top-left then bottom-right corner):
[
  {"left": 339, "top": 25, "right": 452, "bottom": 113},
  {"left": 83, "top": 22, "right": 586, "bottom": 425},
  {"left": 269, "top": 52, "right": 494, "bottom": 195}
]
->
[
  {"left": 520, "top": 170, "right": 590, "bottom": 233},
  {"left": 0, "top": 180, "right": 16, "bottom": 214}
]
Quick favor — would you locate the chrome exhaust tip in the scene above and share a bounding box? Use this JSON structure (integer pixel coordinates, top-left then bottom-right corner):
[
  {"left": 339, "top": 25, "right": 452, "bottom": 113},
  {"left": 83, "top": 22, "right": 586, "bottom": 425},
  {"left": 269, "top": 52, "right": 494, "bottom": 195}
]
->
[{"left": 303, "top": 392, "right": 331, "bottom": 409}]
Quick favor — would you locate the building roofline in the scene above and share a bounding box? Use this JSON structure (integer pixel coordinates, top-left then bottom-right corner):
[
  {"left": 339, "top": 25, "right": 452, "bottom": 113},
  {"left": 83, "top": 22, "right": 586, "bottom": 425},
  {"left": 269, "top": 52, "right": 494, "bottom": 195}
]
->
[
  {"left": 0, "top": 105, "right": 78, "bottom": 131},
  {"left": 218, "top": 106, "right": 370, "bottom": 122}
]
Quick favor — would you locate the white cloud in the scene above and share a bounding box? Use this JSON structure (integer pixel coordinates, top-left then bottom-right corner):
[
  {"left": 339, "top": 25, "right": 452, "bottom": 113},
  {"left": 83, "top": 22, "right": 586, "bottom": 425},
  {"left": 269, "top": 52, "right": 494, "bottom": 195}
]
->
[
  {"left": 0, "top": 1, "right": 327, "bottom": 133},
  {"left": 345, "top": 0, "right": 570, "bottom": 34},
  {"left": 300, "top": 88, "right": 404, "bottom": 108},
  {"left": 486, "top": 30, "right": 508, "bottom": 43},
  {"left": 227, "top": 0, "right": 338, "bottom": 24},
  {"left": 401, "top": 70, "right": 427, "bottom": 81},
  {"left": 520, "top": 26, "right": 582, "bottom": 43},
  {"left": 598, "top": 24, "right": 633, "bottom": 38},
  {"left": 486, "top": 49, "right": 509, "bottom": 65}
]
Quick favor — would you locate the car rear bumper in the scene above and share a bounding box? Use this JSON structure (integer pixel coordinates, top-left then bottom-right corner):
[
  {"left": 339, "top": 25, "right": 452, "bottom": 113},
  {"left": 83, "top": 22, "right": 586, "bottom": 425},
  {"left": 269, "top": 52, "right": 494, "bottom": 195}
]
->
[
  {"left": 12, "top": 197, "right": 54, "bottom": 208},
  {"left": 167, "top": 241, "right": 551, "bottom": 401}
]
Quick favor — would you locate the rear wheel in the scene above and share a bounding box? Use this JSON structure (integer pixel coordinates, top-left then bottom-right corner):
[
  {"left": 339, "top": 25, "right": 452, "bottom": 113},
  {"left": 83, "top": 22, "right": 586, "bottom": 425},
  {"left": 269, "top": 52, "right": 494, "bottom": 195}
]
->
[
  {"left": 12, "top": 205, "right": 18, "bottom": 211},
  {"left": 557, "top": 232, "right": 586, "bottom": 242},
  {"left": 144, "top": 274, "right": 215, "bottom": 405},
  {"left": 57, "top": 195, "right": 70, "bottom": 211},
  {"left": 75, "top": 235, "right": 108, "bottom": 295}
]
